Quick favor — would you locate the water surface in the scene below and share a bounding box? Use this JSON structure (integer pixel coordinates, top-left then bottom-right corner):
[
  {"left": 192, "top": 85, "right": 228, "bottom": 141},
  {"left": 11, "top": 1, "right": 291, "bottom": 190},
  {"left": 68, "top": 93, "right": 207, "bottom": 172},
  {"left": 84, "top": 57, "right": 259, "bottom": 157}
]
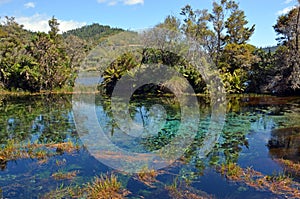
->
[{"left": 0, "top": 94, "right": 299, "bottom": 198}]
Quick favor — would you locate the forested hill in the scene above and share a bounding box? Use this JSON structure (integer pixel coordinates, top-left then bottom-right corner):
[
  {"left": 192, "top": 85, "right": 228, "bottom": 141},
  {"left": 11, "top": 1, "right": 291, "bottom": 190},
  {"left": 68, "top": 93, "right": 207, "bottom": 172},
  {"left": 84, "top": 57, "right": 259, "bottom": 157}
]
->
[
  {"left": 262, "top": 46, "right": 278, "bottom": 53},
  {"left": 62, "top": 23, "right": 124, "bottom": 44}
]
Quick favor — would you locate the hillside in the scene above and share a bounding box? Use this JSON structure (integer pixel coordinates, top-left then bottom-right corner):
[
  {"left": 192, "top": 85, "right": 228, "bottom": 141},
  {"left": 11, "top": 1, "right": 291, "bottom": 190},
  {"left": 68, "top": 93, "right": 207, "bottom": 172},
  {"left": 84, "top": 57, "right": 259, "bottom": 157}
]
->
[
  {"left": 262, "top": 45, "right": 278, "bottom": 53},
  {"left": 62, "top": 23, "right": 124, "bottom": 44}
]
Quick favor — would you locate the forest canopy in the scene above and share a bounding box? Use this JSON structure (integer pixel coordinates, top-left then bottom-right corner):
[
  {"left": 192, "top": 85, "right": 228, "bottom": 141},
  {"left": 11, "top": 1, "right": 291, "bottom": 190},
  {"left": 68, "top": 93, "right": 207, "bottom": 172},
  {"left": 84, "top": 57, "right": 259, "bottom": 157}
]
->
[
  {"left": 0, "top": 0, "right": 299, "bottom": 95},
  {"left": 0, "top": 17, "right": 123, "bottom": 92}
]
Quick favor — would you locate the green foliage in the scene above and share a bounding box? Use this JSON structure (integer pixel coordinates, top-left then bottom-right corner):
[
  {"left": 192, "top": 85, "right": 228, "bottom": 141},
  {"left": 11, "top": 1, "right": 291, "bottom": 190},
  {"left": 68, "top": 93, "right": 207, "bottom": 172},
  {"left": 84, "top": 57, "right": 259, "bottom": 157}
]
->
[
  {"left": 1, "top": 3, "right": 299, "bottom": 95},
  {"left": 62, "top": 23, "right": 124, "bottom": 46},
  {"left": 0, "top": 17, "right": 31, "bottom": 89},
  {"left": 176, "top": 1, "right": 299, "bottom": 95},
  {"left": 26, "top": 32, "right": 72, "bottom": 91},
  {"left": 178, "top": 1, "right": 257, "bottom": 93},
  {"left": 274, "top": 7, "right": 299, "bottom": 45},
  {"left": 101, "top": 51, "right": 140, "bottom": 94},
  {"left": 0, "top": 17, "right": 76, "bottom": 92},
  {"left": 156, "top": 15, "right": 181, "bottom": 31},
  {"left": 219, "top": 43, "right": 258, "bottom": 93},
  {"left": 270, "top": 6, "right": 300, "bottom": 94},
  {"left": 224, "top": 3, "right": 255, "bottom": 44},
  {"left": 99, "top": 48, "right": 206, "bottom": 95},
  {"left": 247, "top": 48, "right": 276, "bottom": 93}
]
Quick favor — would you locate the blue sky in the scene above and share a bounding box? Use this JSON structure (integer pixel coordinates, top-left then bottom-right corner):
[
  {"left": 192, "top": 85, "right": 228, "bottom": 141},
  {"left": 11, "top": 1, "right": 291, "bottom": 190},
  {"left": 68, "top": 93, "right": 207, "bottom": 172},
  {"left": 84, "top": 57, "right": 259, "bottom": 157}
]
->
[{"left": 0, "top": 0, "right": 298, "bottom": 47}]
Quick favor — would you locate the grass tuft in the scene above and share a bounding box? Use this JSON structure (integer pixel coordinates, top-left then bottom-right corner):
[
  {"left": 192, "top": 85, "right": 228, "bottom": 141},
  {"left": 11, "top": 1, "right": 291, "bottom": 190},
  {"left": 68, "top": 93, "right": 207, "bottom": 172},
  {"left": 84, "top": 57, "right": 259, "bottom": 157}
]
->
[{"left": 85, "top": 173, "right": 129, "bottom": 199}]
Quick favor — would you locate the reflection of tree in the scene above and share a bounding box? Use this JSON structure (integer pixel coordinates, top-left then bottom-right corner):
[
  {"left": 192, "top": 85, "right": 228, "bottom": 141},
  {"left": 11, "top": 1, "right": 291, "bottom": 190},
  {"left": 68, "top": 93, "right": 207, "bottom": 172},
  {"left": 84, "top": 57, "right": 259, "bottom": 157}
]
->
[
  {"left": 134, "top": 95, "right": 181, "bottom": 151},
  {"left": 99, "top": 94, "right": 252, "bottom": 171},
  {"left": 267, "top": 127, "right": 300, "bottom": 162},
  {"left": 34, "top": 95, "right": 75, "bottom": 143},
  {"left": 0, "top": 94, "right": 76, "bottom": 145},
  {"left": 98, "top": 92, "right": 181, "bottom": 150}
]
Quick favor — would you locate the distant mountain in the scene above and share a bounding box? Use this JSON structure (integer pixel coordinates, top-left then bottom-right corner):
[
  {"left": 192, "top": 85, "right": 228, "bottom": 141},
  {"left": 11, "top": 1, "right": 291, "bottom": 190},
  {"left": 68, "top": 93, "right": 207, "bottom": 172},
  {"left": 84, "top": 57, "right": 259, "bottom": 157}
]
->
[
  {"left": 62, "top": 23, "right": 124, "bottom": 44},
  {"left": 262, "top": 45, "right": 278, "bottom": 53}
]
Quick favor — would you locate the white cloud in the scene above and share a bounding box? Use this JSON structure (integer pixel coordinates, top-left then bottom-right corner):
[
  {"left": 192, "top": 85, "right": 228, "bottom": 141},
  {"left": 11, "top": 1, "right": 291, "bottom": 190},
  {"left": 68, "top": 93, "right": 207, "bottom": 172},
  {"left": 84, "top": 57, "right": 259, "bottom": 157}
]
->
[
  {"left": 284, "top": 0, "right": 295, "bottom": 4},
  {"left": 15, "top": 14, "right": 86, "bottom": 33},
  {"left": 108, "top": 1, "right": 118, "bottom": 6},
  {"left": 24, "top": 2, "right": 35, "bottom": 9},
  {"left": 277, "top": 5, "right": 296, "bottom": 15},
  {"left": 59, "top": 20, "right": 87, "bottom": 33},
  {"left": 124, "top": 0, "right": 143, "bottom": 5},
  {"left": 97, "top": 0, "right": 144, "bottom": 6}
]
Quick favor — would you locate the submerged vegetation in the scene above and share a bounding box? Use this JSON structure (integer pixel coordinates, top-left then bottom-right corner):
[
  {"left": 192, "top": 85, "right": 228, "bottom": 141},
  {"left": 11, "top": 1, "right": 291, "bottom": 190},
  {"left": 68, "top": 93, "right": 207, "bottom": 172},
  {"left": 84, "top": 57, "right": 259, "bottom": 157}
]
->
[
  {"left": 276, "top": 159, "right": 300, "bottom": 175},
  {"left": 51, "top": 170, "right": 79, "bottom": 181},
  {"left": 42, "top": 173, "right": 129, "bottom": 199},
  {"left": 218, "top": 162, "right": 300, "bottom": 198},
  {"left": 0, "top": 93, "right": 299, "bottom": 197},
  {"left": 135, "top": 167, "right": 160, "bottom": 188},
  {"left": 0, "top": 139, "right": 80, "bottom": 168}
]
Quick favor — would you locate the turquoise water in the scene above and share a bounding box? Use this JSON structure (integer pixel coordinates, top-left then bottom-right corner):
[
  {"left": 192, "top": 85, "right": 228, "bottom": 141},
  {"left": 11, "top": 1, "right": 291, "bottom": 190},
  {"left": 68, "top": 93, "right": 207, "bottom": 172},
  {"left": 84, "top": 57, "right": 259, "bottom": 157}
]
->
[{"left": 0, "top": 94, "right": 299, "bottom": 198}]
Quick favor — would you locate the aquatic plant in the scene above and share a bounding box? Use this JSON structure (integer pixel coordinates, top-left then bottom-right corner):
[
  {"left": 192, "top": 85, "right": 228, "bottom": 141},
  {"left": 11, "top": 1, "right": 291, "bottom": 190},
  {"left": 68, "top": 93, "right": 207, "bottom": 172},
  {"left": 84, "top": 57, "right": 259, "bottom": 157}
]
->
[
  {"left": 85, "top": 173, "right": 129, "bottom": 199},
  {"left": 51, "top": 170, "right": 79, "bottom": 180},
  {"left": 219, "top": 162, "right": 245, "bottom": 181},
  {"left": 0, "top": 139, "right": 80, "bottom": 168},
  {"left": 275, "top": 158, "right": 300, "bottom": 175},
  {"left": 218, "top": 162, "right": 300, "bottom": 198},
  {"left": 42, "top": 173, "right": 129, "bottom": 199},
  {"left": 135, "top": 167, "right": 160, "bottom": 188},
  {"left": 41, "top": 184, "right": 83, "bottom": 199},
  {"left": 166, "top": 177, "right": 214, "bottom": 199}
]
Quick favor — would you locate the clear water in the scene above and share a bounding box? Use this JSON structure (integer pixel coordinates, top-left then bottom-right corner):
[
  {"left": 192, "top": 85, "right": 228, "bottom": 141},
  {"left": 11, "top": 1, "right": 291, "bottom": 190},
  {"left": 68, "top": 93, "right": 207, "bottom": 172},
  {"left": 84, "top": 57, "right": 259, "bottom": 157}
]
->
[{"left": 0, "top": 94, "right": 299, "bottom": 198}]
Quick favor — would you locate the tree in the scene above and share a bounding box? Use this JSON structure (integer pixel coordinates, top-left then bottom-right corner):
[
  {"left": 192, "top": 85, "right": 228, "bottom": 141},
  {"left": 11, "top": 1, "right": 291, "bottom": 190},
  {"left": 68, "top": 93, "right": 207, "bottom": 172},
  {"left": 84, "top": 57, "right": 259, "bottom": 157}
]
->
[
  {"left": 64, "top": 34, "right": 89, "bottom": 71},
  {"left": 48, "top": 16, "right": 60, "bottom": 40},
  {"left": 27, "top": 20, "right": 72, "bottom": 91},
  {"left": 156, "top": 15, "right": 181, "bottom": 31},
  {"left": 219, "top": 43, "right": 258, "bottom": 93},
  {"left": 99, "top": 48, "right": 206, "bottom": 96},
  {"left": 270, "top": 6, "right": 300, "bottom": 94},
  {"left": 180, "top": 5, "right": 212, "bottom": 44},
  {"left": 0, "top": 17, "right": 32, "bottom": 90},
  {"left": 0, "top": 16, "right": 75, "bottom": 92},
  {"left": 209, "top": 0, "right": 227, "bottom": 65},
  {"left": 247, "top": 48, "right": 275, "bottom": 93},
  {"left": 274, "top": 7, "right": 299, "bottom": 46},
  {"left": 224, "top": 1, "right": 255, "bottom": 44}
]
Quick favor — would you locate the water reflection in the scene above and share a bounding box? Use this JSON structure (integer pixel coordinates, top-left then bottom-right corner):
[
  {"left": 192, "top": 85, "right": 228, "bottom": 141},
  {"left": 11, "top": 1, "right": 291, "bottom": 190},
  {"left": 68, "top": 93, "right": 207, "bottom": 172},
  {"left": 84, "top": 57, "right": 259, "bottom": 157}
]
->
[
  {"left": 268, "top": 127, "right": 300, "bottom": 162},
  {"left": 0, "top": 94, "right": 76, "bottom": 144},
  {"left": 0, "top": 94, "right": 299, "bottom": 198}
]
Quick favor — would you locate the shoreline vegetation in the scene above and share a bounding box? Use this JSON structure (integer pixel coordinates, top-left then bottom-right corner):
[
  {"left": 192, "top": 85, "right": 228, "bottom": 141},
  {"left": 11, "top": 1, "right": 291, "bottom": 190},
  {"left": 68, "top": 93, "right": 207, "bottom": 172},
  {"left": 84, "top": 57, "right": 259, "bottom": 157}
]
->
[{"left": 0, "top": 1, "right": 299, "bottom": 96}]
